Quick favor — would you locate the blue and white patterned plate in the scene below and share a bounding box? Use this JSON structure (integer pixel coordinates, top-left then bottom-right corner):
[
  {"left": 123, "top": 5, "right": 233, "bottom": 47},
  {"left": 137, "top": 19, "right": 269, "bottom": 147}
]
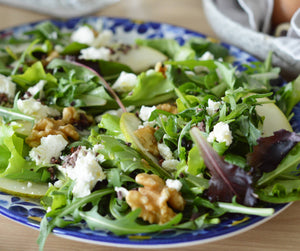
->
[{"left": 0, "top": 16, "right": 299, "bottom": 248}]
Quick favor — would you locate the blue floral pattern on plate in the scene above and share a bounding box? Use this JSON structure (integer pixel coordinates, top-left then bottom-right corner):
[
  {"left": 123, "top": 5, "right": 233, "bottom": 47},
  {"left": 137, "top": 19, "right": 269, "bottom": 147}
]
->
[{"left": 0, "top": 16, "right": 298, "bottom": 248}]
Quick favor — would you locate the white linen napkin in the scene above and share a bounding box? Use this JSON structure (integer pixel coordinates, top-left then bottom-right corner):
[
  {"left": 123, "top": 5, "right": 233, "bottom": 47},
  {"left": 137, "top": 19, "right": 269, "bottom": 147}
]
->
[{"left": 214, "top": 0, "right": 300, "bottom": 62}]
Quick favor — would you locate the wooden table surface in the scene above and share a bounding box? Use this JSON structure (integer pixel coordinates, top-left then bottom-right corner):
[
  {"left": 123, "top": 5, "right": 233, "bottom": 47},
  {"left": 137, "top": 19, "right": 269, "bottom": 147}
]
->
[{"left": 0, "top": 0, "right": 300, "bottom": 250}]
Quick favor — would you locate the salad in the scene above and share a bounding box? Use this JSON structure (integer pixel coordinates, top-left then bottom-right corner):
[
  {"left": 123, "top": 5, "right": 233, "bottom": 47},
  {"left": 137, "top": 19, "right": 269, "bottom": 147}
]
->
[{"left": 0, "top": 19, "right": 300, "bottom": 250}]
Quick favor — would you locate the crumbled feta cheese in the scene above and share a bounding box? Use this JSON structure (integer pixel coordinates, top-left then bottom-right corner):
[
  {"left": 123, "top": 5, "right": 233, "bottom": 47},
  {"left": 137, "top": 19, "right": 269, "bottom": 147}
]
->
[
  {"left": 162, "top": 159, "right": 180, "bottom": 171},
  {"left": 54, "top": 44, "right": 64, "bottom": 53},
  {"left": 111, "top": 71, "right": 138, "bottom": 94},
  {"left": 115, "top": 187, "right": 129, "bottom": 199},
  {"left": 92, "top": 144, "right": 104, "bottom": 152},
  {"left": 79, "top": 46, "right": 111, "bottom": 60},
  {"left": 24, "top": 80, "right": 46, "bottom": 99},
  {"left": 207, "top": 122, "right": 233, "bottom": 146},
  {"left": 29, "top": 134, "right": 68, "bottom": 165},
  {"left": 194, "top": 65, "right": 210, "bottom": 73},
  {"left": 199, "top": 51, "right": 214, "bottom": 60},
  {"left": 139, "top": 105, "right": 156, "bottom": 122},
  {"left": 166, "top": 179, "right": 182, "bottom": 191},
  {"left": 71, "top": 26, "right": 95, "bottom": 45},
  {"left": 92, "top": 144, "right": 106, "bottom": 163},
  {"left": 206, "top": 99, "right": 221, "bottom": 116},
  {"left": 17, "top": 97, "right": 60, "bottom": 120},
  {"left": 49, "top": 32, "right": 58, "bottom": 40},
  {"left": 54, "top": 180, "right": 64, "bottom": 188},
  {"left": 0, "top": 74, "right": 16, "bottom": 98},
  {"left": 62, "top": 148, "right": 106, "bottom": 198},
  {"left": 92, "top": 29, "right": 113, "bottom": 47},
  {"left": 158, "top": 143, "right": 173, "bottom": 160},
  {"left": 71, "top": 25, "right": 113, "bottom": 48}
]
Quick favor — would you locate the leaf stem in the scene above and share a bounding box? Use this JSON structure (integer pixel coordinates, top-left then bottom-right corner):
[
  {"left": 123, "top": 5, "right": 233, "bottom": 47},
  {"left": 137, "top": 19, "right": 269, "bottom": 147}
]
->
[{"left": 68, "top": 60, "right": 127, "bottom": 113}]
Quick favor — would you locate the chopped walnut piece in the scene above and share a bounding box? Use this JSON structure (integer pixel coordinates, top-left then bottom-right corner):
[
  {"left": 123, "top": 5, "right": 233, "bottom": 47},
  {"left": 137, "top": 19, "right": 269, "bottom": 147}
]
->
[
  {"left": 45, "top": 50, "right": 60, "bottom": 63},
  {"left": 156, "top": 103, "right": 177, "bottom": 114},
  {"left": 134, "top": 126, "right": 159, "bottom": 157},
  {"left": 154, "top": 62, "right": 167, "bottom": 77},
  {"left": 26, "top": 117, "right": 79, "bottom": 148},
  {"left": 62, "top": 107, "right": 93, "bottom": 130},
  {"left": 125, "top": 173, "right": 185, "bottom": 225}
]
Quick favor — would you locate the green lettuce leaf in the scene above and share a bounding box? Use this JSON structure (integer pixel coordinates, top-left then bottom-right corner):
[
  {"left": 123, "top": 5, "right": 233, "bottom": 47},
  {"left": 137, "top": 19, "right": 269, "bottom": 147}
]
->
[
  {"left": 11, "top": 61, "right": 57, "bottom": 90},
  {"left": 136, "top": 38, "right": 195, "bottom": 61}
]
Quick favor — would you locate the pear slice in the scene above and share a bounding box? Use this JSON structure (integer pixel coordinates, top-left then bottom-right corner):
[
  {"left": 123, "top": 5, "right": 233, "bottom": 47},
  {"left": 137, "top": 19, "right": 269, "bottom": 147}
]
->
[
  {"left": 115, "top": 45, "right": 167, "bottom": 73},
  {"left": 120, "top": 112, "right": 172, "bottom": 178},
  {"left": 0, "top": 177, "right": 48, "bottom": 198},
  {"left": 256, "top": 97, "right": 293, "bottom": 137}
]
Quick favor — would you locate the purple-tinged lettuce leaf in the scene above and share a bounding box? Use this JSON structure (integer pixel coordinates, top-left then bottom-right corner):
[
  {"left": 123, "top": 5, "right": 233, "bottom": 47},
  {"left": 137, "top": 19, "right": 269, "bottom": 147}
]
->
[
  {"left": 247, "top": 130, "right": 300, "bottom": 173},
  {"left": 190, "top": 127, "right": 256, "bottom": 206}
]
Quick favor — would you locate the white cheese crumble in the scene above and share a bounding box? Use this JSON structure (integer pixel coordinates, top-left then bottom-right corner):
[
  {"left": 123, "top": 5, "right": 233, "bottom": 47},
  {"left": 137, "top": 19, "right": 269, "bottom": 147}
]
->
[
  {"left": 162, "top": 159, "right": 180, "bottom": 171},
  {"left": 53, "top": 180, "right": 64, "bottom": 188},
  {"left": 158, "top": 143, "right": 180, "bottom": 171},
  {"left": 0, "top": 74, "right": 16, "bottom": 98},
  {"left": 79, "top": 46, "right": 111, "bottom": 61},
  {"left": 115, "top": 187, "right": 129, "bottom": 199},
  {"left": 71, "top": 25, "right": 113, "bottom": 48},
  {"left": 199, "top": 51, "right": 214, "bottom": 61},
  {"left": 71, "top": 26, "right": 95, "bottom": 45},
  {"left": 111, "top": 71, "right": 138, "bottom": 94},
  {"left": 17, "top": 97, "right": 60, "bottom": 120},
  {"left": 166, "top": 179, "right": 182, "bottom": 191},
  {"left": 207, "top": 121, "right": 233, "bottom": 146},
  {"left": 206, "top": 99, "right": 221, "bottom": 116},
  {"left": 29, "top": 134, "right": 68, "bottom": 165},
  {"left": 139, "top": 105, "right": 156, "bottom": 122},
  {"left": 61, "top": 147, "right": 106, "bottom": 198},
  {"left": 92, "top": 29, "right": 113, "bottom": 47},
  {"left": 194, "top": 65, "right": 210, "bottom": 73},
  {"left": 157, "top": 143, "right": 173, "bottom": 160},
  {"left": 24, "top": 80, "right": 46, "bottom": 99}
]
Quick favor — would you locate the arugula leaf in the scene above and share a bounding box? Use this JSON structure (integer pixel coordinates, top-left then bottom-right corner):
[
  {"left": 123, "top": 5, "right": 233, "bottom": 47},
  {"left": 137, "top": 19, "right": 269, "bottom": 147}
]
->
[
  {"left": 25, "top": 21, "right": 67, "bottom": 44},
  {"left": 187, "top": 37, "right": 229, "bottom": 59},
  {"left": 0, "top": 105, "right": 35, "bottom": 124},
  {"left": 215, "top": 61, "right": 236, "bottom": 89},
  {"left": 80, "top": 207, "right": 182, "bottom": 235},
  {"left": 38, "top": 188, "right": 113, "bottom": 251},
  {"left": 89, "top": 134, "right": 159, "bottom": 174},
  {"left": 275, "top": 75, "right": 300, "bottom": 117}
]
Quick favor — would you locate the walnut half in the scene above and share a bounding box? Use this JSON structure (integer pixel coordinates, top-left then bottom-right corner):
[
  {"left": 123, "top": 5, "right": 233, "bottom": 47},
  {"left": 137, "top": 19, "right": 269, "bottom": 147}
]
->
[
  {"left": 125, "top": 173, "right": 185, "bottom": 225},
  {"left": 26, "top": 117, "right": 79, "bottom": 148}
]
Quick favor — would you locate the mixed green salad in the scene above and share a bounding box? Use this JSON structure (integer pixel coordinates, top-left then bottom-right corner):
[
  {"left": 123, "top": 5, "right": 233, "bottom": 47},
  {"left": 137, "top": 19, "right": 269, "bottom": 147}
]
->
[{"left": 1, "top": 20, "right": 300, "bottom": 250}]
